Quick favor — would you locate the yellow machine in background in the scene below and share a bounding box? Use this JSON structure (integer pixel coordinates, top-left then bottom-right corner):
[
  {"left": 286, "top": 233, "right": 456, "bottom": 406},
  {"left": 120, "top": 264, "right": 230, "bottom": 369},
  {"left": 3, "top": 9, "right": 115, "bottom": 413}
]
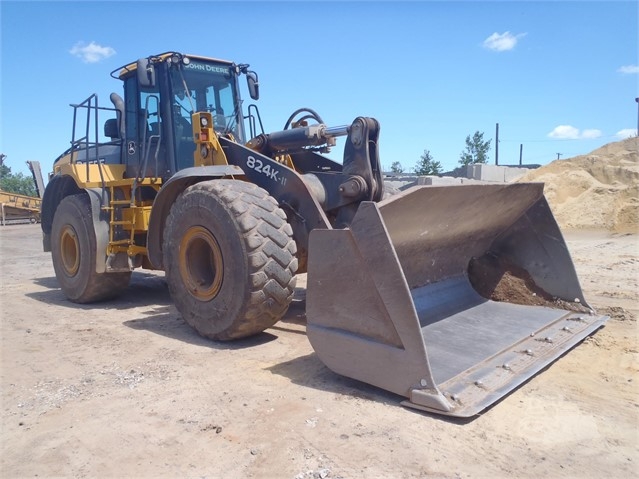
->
[
  {"left": 0, "top": 189, "right": 41, "bottom": 224},
  {"left": 0, "top": 161, "right": 45, "bottom": 225}
]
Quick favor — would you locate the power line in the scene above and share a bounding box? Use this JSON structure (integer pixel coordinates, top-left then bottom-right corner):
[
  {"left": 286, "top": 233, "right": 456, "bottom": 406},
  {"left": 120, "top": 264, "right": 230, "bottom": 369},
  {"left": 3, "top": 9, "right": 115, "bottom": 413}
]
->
[{"left": 499, "top": 134, "right": 626, "bottom": 143}]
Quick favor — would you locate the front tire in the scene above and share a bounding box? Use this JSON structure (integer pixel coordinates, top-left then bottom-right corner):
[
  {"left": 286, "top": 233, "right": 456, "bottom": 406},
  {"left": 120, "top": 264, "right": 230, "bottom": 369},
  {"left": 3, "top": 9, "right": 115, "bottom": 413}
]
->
[
  {"left": 51, "top": 194, "right": 131, "bottom": 303},
  {"left": 163, "top": 180, "right": 298, "bottom": 340}
]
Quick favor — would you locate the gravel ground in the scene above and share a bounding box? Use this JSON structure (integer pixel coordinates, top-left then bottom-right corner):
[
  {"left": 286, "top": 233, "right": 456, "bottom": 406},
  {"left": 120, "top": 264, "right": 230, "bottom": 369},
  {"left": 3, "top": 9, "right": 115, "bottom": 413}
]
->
[{"left": 1, "top": 224, "right": 637, "bottom": 478}]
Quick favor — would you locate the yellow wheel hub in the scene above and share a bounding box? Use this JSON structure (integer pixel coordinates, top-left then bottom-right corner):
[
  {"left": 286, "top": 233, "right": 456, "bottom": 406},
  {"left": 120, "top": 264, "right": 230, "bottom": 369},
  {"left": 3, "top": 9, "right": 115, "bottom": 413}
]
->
[
  {"left": 60, "top": 225, "right": 80, "bottom": 276},
  {"left": 179, "top": 226, "right": 224, "bottom": 301}
]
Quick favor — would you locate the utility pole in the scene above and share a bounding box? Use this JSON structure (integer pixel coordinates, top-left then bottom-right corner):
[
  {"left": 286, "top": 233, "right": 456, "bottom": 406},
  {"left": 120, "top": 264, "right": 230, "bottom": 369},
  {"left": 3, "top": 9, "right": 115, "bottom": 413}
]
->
[
  {"left": 635, "top": 97, "right": 638, "bottom": 135},
  {"left": 495, "top": 123, "right": 499, "bottom": 165},
  {"left": 519, "top": 144, "right": 523, "bottom": 165},
  {"left": 556, "top": 153, "right": 563, "bottom": 160}
]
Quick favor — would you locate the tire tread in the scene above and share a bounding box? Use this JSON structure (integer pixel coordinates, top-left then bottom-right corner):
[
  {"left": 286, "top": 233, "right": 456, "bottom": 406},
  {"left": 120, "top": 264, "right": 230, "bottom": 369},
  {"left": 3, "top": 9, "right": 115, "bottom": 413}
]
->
[{"left": 164, "top": 180, "right": 297, "bottom": 340}]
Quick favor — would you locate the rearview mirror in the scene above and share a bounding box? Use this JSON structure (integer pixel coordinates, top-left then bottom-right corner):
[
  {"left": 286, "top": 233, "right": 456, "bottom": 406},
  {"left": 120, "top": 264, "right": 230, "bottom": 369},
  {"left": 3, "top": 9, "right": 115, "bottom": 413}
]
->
[
  {"left": 137, "top": 58, "right": 156, "bottom": 88},
  {"left": 246, "top": 71, "right": 259, "bottom": 100}
]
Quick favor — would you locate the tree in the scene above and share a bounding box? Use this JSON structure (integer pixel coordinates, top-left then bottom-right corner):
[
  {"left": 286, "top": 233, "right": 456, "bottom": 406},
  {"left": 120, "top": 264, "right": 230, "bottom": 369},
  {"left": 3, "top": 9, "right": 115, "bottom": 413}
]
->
[
  {"left": 459, "top": 131, "right": 492, "bottom": 166},
  {"left": 390, "top": 161, "right": 404, "bottom": 174},
  {"left": 0, "top": 159, "right": 37, "bottom": 197},
  {"left": 413, "top": 149, "right": 442, "bottom": 176}
]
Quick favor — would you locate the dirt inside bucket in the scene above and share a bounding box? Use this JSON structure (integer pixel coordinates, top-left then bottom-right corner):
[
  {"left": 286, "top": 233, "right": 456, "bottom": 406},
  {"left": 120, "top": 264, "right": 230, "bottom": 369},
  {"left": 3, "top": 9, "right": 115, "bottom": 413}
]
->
[{"left": 468, "top": 253, "right": 590, "bottom": 313}]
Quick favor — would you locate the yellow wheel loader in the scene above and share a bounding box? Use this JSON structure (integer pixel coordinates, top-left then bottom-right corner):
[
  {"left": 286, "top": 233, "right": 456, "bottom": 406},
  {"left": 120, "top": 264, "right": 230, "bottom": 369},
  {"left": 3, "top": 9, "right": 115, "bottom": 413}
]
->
[{"left": 41, "top": 52, "right": 607, "bottom": 417}]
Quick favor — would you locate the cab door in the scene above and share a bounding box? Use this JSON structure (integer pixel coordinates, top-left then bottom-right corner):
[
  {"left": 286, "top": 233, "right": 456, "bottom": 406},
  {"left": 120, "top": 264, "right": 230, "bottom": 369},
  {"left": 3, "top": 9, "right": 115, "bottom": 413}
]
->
[{"left": 123, "top": 75, "right": 168, "bottom": 179}]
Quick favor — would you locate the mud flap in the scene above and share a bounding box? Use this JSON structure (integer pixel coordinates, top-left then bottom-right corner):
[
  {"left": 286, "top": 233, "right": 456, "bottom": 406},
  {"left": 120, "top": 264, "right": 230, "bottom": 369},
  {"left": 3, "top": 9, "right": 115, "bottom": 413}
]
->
[
  {"left": 306, "top": 184, "right": 608, "bottom": 417},
  {"left": 85, "top": 188, "right": 110, "bottom": 274}
]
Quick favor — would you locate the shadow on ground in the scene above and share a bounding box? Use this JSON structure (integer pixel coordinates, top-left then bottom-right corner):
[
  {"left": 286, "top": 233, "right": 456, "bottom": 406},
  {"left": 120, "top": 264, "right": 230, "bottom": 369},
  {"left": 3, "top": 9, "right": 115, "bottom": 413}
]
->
[
  {"left": 124, "top": 311, "right": 279, "bottom": 350},
  {"left": 266, "top": 352, "right": 477, "bottom": 424},
  {"left": 28, "top": 272, "right": 475, "bottom": 421},
  {"left": 29, "top": 272, "right": 172, "bottom": 309}
]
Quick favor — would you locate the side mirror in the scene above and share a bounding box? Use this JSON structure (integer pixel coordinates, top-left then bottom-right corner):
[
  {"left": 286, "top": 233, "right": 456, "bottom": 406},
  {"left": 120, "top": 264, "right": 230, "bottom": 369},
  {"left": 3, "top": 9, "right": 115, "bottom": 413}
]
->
[
  {"left": 246, "top": 71, "right": 259, "bottom": 100},
  {"left": 137, "top": 58, "right": 156, "bottom": 88}
]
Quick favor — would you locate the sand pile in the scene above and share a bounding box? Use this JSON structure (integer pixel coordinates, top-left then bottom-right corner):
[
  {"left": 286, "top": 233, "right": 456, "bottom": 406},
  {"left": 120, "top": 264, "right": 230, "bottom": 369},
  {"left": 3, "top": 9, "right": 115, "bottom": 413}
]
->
[{"left": 518, "top": 137, "right": 638, "bottom": 232}]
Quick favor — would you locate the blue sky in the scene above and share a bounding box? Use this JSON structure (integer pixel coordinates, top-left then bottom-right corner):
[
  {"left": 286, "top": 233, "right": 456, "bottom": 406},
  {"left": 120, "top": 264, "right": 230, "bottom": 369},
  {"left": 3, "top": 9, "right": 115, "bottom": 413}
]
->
[{"left": 1, "top": 0, "right": 637, "bottom": 180}]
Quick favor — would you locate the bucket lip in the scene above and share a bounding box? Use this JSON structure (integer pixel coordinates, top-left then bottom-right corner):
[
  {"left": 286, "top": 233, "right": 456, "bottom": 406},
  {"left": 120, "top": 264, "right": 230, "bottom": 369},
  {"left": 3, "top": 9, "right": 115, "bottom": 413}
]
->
[
  {"left": 379, "top": 182, "right": 546, "bottom": 207},
  {"left": 403, "top": 312, "right": 608, "bottom": 418}
]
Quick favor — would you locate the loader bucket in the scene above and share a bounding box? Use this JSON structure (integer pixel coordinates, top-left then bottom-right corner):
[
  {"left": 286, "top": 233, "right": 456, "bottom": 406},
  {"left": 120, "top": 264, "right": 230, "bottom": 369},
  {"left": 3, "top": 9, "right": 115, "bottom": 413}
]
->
[{"left": 306, "top": 183, "right": 607, "bottom": 417}]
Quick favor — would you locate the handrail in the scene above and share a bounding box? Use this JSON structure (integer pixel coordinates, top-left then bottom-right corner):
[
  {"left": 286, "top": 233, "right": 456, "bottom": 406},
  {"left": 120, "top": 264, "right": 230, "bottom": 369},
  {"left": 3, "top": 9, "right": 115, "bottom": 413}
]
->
[
  {"left": 68, "top": 94, "right": 120, "bottom": 197},
  {"left": 246, "top": 104, "right": 264, "bottom": 139}
]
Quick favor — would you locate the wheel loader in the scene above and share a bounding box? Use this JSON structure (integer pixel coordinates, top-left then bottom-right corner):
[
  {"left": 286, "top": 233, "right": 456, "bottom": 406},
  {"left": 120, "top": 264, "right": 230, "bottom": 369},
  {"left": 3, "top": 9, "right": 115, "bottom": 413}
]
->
[{"left": 41, "top": 51, "right": 607, "bottom": 417}]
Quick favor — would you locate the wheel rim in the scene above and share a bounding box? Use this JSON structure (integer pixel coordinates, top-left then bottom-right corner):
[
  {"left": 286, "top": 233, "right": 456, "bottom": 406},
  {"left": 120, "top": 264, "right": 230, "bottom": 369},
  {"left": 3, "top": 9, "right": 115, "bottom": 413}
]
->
[
  {"left": 179, "top": 226, "right": 224, "bottom": 301},
  {"left": 60, "top": 225, "right": 80, "bottom": 276}
]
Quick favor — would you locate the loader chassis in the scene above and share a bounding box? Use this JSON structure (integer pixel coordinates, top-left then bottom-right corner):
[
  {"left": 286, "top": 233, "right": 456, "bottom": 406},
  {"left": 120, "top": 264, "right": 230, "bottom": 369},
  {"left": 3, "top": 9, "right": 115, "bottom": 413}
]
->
[{"left": 41, "top": 51, "right": 607, "bottom": 417}]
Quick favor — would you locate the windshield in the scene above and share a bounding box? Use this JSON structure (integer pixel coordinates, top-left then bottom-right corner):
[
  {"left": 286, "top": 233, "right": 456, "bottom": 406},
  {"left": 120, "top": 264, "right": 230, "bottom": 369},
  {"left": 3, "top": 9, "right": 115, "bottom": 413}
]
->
[{"left": 169, "top": 59, "right": 243, "bottom": 142}]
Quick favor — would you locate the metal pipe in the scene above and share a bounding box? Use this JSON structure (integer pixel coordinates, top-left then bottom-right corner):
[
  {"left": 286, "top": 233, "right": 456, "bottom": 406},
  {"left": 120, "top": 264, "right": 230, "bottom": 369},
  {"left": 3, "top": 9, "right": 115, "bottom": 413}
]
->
[
  {"left": 323, "top": 125, "right": 350, "bottom": 138},
  {"left": 259, "top": 123, "right": 351, "bottom": 153}
]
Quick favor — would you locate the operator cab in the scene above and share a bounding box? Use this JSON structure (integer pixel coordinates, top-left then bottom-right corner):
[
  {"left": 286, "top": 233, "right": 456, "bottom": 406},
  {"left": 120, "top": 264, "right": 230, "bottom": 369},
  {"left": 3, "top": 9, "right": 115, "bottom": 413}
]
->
[{"left": 111, "top": 52, "right": 258, "bottom": 180}]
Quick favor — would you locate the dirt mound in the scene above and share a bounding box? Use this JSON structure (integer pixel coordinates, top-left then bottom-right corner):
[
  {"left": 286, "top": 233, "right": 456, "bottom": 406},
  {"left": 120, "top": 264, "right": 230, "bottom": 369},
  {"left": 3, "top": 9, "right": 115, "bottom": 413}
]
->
[{"left": 518, "top": 137, "right": 638, "bottom": 232}]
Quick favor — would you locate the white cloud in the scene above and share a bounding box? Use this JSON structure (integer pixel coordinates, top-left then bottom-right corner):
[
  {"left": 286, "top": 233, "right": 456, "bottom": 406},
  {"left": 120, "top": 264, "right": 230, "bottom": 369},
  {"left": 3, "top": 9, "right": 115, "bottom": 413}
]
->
[
  {"left": 616, "top": 128, "right": 637, "bottom": 139},
  {"left": 69, "top": 41, "right": 116, "bottom": 63},
  {"left": 547, "top": 125, "right": 602, "bottom": 140},
  {"left": 548, "top": 125, "right": 580, "bottom": 139},
  {"left": 617, "top": 65, "right": 639, "bottom": 74},
  {"left": 482, "top": 31, "right": 526, "bottom": 52},
  {"left": 581, "top": 129, "right": 603, "bottom": 139}
]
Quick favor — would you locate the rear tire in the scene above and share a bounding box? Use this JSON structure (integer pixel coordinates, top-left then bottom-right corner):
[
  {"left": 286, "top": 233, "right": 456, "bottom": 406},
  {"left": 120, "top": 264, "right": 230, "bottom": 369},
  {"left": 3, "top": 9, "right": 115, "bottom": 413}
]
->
[
  {"left": 163, "top": 180, "right": 298, "bottom": 340},
  {"left": 51, "top": 194, "right": 131, "bottom": 303}
]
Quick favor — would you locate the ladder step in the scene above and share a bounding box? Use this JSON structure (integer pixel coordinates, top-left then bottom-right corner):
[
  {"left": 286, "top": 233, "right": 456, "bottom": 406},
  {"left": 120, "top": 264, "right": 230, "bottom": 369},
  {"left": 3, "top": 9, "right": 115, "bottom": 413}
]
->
[
  {"left": 111, "top": 221, "right": 133, "bottom": 226},
  {"left": 110, "top": 240, "right": 131, "bottom": 246},
  {"left": 110, "top": 200, "right": 131, "bottom": 205}
]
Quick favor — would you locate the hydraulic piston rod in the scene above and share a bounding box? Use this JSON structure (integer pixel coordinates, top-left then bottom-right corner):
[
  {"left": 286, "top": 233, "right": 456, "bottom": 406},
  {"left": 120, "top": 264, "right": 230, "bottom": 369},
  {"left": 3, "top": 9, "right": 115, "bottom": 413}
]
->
[{"left": 247, "top": 124, "right": 350, "bottom": 153}]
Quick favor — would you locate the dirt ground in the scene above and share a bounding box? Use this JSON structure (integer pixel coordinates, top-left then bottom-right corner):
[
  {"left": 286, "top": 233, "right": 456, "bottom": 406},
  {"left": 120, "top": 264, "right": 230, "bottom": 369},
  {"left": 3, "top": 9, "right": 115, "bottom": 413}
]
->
[{"left": 0, "top": 223, "right": 637, "bottom": 478}]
